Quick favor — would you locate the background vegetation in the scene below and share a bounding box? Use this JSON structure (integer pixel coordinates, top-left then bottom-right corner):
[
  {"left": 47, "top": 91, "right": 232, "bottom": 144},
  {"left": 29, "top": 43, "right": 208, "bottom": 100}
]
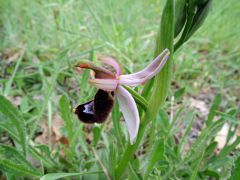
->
[{"left": 0, "top": 0, "right": 239, "bottom": 179}]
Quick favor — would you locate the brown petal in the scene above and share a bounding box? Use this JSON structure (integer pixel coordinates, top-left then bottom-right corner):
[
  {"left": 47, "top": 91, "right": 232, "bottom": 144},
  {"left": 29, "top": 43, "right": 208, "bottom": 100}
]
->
[{"left": 74, "top": 89, "right": 114, "bottom": 123}]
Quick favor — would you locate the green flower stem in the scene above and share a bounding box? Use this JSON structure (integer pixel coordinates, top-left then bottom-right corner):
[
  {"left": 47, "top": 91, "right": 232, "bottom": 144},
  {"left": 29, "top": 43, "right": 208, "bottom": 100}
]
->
[
  {"left": 116, "top": 0, "right": 175, "bottom": 177},
  {"left": 115, "top": 115, "right": 148, "bottom": 178}
]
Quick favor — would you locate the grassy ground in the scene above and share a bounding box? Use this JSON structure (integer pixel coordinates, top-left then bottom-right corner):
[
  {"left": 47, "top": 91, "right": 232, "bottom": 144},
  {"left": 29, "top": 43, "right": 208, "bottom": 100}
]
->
[{"left": 0, "top": 0, "right": 239, "bottom": 179}]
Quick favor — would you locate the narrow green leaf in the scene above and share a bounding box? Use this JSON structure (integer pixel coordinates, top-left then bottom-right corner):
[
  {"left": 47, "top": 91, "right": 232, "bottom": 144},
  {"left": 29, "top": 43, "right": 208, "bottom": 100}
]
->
[
  {"left": 186, "top": 119, "right": 224, "bottom": 162},
  {"left": 147, "top": 0, "right": 175, "bottom": 121},
  {"left": 0, "top": 95, "right": 27, "bottom": 156},
  {"left": 4, "top": 49, "right": 24, "bottom": 96},
  {"left": 219, "top": 137, "right": 240, "bottom": 158},
  {"left": 0, "top": 160, "right": 41, "bottom": 177},
  {"left": 204, "top": 141, "right": 217, "bottom": 159},
  {"left": 29, "top": 146, "right": 56, "bottom": 169},
  {"left": 124, "top": 85, "right": 148, "bottom": 111},
  {"left": 59, "top": 95, "right": 74, "bottom": 139},
  {"left": 178, "top": 111, "right": 195, "bottom": 154},
  {"left": 206, "top": 94, "right": 221, "bottom": 126},
  {"left": 200, "top": 170, "right": 220, "bottom": 178},
  {"left": 78, "top": 125, "right": 89, "bottom": 155},
  {"left": 112, "top": 101, "right": 123, "bottom": 147},
  {"left": 40, "top": 171, "right": 103, "bottom": 180},
  {"left": 216, "top": 111, "right": 239, "bottom": 125},
  {"left": 80, "top": 50, "right": 93, "bottom": 95},
  {"left": 0, "top": 144, "right": 35, "bottom": 170},
  {"left": 174, "top": 0, "right": 187, "bottom": 37},
  {"left": 174, "top": 87, "right": 185, "bottom": 100},
  {"left": 93, "top": 126, "right": 102, "bottom": 147},
  {"left": 174, "top": 0, "right": 195, "bottom": 50},
  {"left": 229, "top": 156, "right": 240, "bottom": 180},
  {"left": 144, "top": 138, "right": 165, "bottom": 179},
  {"left": 186, "top": 0, "right": 212, "bottom": 40},
  {"left": 0, "top": 121, "right": 20, "bottom": 142},
  {"left": 190, "top": 151, "right": 205, "bottom": 180},
  {"left": 148, "top": 0, "right": 175, "bottom": 146}
]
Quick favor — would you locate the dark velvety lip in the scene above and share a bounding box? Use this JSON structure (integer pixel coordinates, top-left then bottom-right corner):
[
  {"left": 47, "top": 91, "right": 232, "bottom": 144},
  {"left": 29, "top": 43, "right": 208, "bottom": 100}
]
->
[{"left": 74, "top": 89, "right": 114, "bottom": 123}]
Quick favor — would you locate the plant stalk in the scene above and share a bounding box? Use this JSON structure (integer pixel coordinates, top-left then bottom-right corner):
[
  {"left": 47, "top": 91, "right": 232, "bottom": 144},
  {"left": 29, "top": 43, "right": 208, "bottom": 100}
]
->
[{"left": 115, "top": 0, "right": 175, "bottom": 177}]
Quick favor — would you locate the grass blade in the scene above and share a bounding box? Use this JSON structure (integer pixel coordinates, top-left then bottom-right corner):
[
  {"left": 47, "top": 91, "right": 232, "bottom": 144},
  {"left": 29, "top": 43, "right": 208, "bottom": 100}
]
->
[
  {"left": 206, "top": 94, "right": 221, "bottom": 126},
  {"left": 40, "top": 171, "right": 103, "bottom": 180},
  {"left": 144, "top": 138, "right": 165, "bottom": 179},
  {"left": 59, "top": 95, "right": 74, "bottom": 140},
  {"left": 229, "top": 156, "right": 240, "bottom": 180},
  {"left": 0, "top": 95, "right": 27, "bottom": 156},
  {"left": 0, "top": 144, "right": 34, "bottom": 170},
  {"left": 190, "top": 151, "right": 205, "bottom": 180}
]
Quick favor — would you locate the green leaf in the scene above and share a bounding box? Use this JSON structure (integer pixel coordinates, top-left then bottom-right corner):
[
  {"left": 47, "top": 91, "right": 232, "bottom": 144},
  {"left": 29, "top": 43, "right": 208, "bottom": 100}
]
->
[
  {"left": 190, "top": 151, "right": 205, "bottom": 180},
  {"left": 178, "top": 110, "right": 195, "bottom": 154},
  {"left": 219, "top": 137, "right": 240, "bottom": 158},
  {"left": 80, "top": 50, "right": 93, "bottom": 93},
  {"left": 0, "top": 160, "right": 41, "bottom": 177},
  {"left": 0, "top": 95, "right": 27, "bottom": 156},
  {"left": 0, "top": 121, "right": 20, "bottom": 142},
  {"left": 112, "top": 101, "right": 123, "bottom": 147},
  {"left": 29, "top": 146, "right": 56, "bottom": 169},
  {"left": 0, "top": 144, "right": 41, "bottom": 177},
  {"left": 186, "top": 119, "right": 224, "bottom": 162},
  {"left": 200, "top": 170, "right": 220, "bottom": 178},
  {"left": 59, "top": 95, "right": 74, "bottom": 139},
  {"left": 144, "top": 138, "right": 165, "bottom": 179},
  {"left": 124, "top": 85, "right": 148, "bottom": 111},
  {"left": 206, "top": 94, "right": 221, "bottom": 126},
  {"left": 204, "top": 141, "right": 218, "bottom": 159},
  {"left": 229, "top": 156, "right": 240, "bottom": 180},
  {"left": 186, "top": 0, "right": 212, "bottom": 40},
  {"left": 174, "top": 0, "right": 187, "bottom": 37},
  {"left": 0, "top": 144, "right": 38, "bottom": 172},
  {"left": 174, "top": 0, "right": 212, "bottom": 50},
  {"left": 93, "top": 126, "right": 102, "bottom": 147},
  {"left": 174, "top": 87, "right": 185, "bottom": 100},
  {"left": 148, "top": 0, "right": 175, "bottom": 118},
  {"left": 216, "top": 111, "right": 239, "bottom": 125},
  {"left": 40, "top": 171, "right": 103, "bottom": 180},
  {"left": 4, "top": 50, "right": 24, "bottom": 96}
]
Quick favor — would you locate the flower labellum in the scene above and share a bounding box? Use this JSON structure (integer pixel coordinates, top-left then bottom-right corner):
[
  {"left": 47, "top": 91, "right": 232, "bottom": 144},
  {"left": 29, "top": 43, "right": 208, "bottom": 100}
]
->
[
  {"left": 74, "top": 49, "right": 170, "bottom": 144},
  {"left": 73, "top": 89, "right": 114, "bottom": 123}
]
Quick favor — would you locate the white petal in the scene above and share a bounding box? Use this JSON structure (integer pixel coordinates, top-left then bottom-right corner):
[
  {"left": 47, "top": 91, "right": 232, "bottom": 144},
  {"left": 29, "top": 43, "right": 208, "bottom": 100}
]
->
[{"left": 116, "top": 86, "right": 140, "bottom": 144}]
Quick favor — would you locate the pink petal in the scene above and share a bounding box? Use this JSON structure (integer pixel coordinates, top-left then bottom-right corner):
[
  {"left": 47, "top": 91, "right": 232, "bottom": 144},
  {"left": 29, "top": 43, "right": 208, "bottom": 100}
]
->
[
  {"left": 119, "top": 49, "right": 170, "bottom": 86},
  {"left": 89, "top": 79, "right": 119, "bottom": 91},
  {"left": 99, "top": 56, "right": 121, "bottom": 76},
  {"left": 116, "top": 86, "right": 140, "bottom": 144},
  {"left": 76, "top": 60, "right": 115, "bottom": 79}
]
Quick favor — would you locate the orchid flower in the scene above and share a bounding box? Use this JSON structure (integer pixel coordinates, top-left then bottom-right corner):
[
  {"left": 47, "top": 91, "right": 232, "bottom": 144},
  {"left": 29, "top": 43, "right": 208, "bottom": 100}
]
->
[{"left": 73, "top": 49, "right": 170, "bottom": 144}]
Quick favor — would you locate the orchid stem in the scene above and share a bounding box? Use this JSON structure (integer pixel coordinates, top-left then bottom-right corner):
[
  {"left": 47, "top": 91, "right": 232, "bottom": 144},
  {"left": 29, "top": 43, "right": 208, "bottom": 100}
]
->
[{"left": 116, "top": 0, "right": 175, "bottom": 178}]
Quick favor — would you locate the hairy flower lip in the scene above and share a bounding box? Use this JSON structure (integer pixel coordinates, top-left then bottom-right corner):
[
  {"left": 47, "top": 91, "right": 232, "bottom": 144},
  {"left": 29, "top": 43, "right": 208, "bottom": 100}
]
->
[
  {"left": 75, "top": 49, "right": 170, "bottom": 144},
  {"left": 74, "top": 89, "right": 114, "bottom": 124}
]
